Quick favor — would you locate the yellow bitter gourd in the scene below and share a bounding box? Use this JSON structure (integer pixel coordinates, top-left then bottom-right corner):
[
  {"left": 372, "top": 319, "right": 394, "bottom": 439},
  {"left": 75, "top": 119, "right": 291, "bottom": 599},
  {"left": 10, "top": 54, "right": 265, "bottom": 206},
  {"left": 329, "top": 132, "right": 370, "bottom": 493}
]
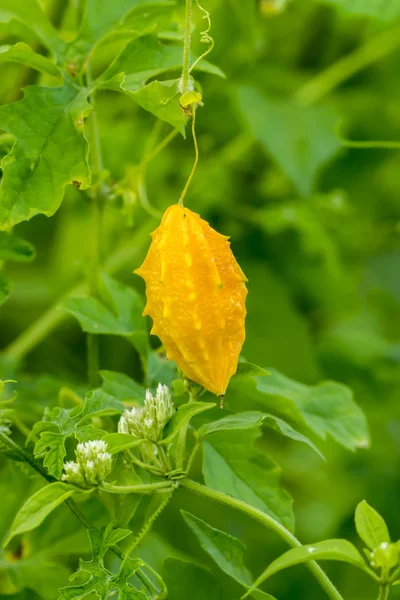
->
[{"left": 135, "top": 204, "right": 247, "bottom": 396}]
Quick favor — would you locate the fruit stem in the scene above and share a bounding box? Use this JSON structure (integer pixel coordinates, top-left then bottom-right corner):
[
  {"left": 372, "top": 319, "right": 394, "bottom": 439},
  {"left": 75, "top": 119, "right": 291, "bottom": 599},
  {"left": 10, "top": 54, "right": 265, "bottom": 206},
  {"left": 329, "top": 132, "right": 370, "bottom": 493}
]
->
[{"left": 178, "top": 106, "right": 199, "bottom": 206}]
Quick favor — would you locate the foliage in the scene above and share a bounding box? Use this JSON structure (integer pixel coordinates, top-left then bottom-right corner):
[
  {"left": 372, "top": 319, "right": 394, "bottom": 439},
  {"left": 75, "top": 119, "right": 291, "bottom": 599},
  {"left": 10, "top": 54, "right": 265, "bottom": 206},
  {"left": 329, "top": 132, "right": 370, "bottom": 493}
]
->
[{"left": 0, "top": 1, "right": 399, "bottom": 600}]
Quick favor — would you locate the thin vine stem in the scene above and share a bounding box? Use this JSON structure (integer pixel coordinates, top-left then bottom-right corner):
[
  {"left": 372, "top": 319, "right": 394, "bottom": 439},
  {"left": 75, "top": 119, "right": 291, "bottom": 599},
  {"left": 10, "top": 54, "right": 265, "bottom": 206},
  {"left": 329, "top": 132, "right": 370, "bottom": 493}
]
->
[
  {"left": 178, "top": 107, "right": 199, "bottom": 206},
  {"left": 180, "top": 479, "right": 345, "bottom": 600},
  {"left": 101, "top": 481, "right": 174, "bottom": 494},
  {"left": 377, "top": 585, "right": 390, "bottom": 600},
  {"left": 189, "top": 0, "right": 215, "bottom": 73},
  {"left": 127, "top": 491, "right": 174, "bottom": 555}
]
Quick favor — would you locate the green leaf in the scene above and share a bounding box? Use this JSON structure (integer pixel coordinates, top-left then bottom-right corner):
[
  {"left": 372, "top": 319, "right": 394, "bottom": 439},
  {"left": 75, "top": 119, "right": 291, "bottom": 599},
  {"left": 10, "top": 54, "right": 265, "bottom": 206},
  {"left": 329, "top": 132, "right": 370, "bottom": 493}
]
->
[
  {"left": 244, "top": 540, "right": 368, "bottom": 598},
  {"left": 0, "top": 272, "right": 11, "bottom": 306},
  {"left": 255, "top": 368, "right": 370, "bottom": 451},
  {"left": 181, "top": 510, "right": 253, "bottom": 587},
  {"left": 0, "top": 0, "right": 66, "bottom": 60},
  {"left": 5, "top": 482, "right": 77, "bottom": 545},
  {"left": 102, "top": 433, "right": 143, "bottom": 454},
  {"left": 162, "top": 558, "right": 224, "bottom": 600},
  {"left": 58, "top": 526, "right": 146, "bottom": 600},
  {"left": 101, "top": 34, "right": 224, "bottom": 90},
  {"left": 0, "top": 42, "right": 60, "bottom": 76},
  {"left": 148, "top": 351, "right": 178, "bottom": 389},
  {"left": 198, "top": 411, "right": 324, "bottom": 460},
  {"left": 30, "top": 389, "right": 123, "bottom": 478},
  {"left": 203, "top": 429, "right": 294, "bottom": 531},
  {"left": 0, "top": 82, "right": 92, "bottom": 230},
  {"left": 160, "top": 401, "right": 216, "bottom": 445},
  {"left": 237, "top": 86, "right": 340, "bottom": 196},
  {"left": 63, "top": 273, "right": 149, "bottom": 360},
  {"left": 0, "top": 232, "right": 35, "bottom": 262},
  {"left": 323, "top": 0, "right": 400, "bottom": 20},
  {"left": 233, "top": 362, "right": 271, "bottom": 380},
  {"left": 100, "top": 370, "right": 145, "bottom": 403},
  {"left": 127, "top": 79, "right": 186, "bottom": 132},
  {"left": 181, "top": 511, "right": 275, "bottom": 599},
  {"left": 355, "top": 500, "right": 390, "bottom": 550},
  {"left": 73, "top": 0, "right": 172, "bottom": 59}
]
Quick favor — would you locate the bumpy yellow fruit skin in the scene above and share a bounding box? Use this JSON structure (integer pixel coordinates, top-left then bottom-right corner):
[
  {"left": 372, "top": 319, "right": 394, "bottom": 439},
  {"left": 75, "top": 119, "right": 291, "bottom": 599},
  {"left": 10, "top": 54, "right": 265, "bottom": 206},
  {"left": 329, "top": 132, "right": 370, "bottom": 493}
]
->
[{"left": 135, "top": 204, "right": 248, "bottom": 396}]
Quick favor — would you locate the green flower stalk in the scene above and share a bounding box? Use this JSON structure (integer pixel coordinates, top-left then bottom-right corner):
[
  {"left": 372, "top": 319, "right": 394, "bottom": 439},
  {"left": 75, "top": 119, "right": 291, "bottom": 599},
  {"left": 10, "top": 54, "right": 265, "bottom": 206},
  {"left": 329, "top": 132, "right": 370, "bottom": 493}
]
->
[
  {"left": 118, "top": 384, "right": 174, "bottom": 443},
  {"left": 62, "top": 440, "right": 113, "bottom": 486}
]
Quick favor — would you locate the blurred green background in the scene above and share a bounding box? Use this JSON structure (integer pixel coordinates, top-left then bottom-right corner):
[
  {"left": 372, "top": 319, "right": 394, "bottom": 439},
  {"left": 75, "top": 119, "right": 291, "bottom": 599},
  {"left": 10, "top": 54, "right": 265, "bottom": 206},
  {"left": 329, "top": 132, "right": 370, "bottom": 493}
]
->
[{"left": 1, "top": 0, "right": 400, "bottom": 599}]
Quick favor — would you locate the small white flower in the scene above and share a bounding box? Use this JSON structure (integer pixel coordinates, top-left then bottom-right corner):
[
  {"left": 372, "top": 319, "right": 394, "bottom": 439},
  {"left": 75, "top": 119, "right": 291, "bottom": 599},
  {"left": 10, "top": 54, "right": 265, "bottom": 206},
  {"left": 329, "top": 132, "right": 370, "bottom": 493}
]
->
[
  {"left": 62, "top": 440, "right": 113, "bottom": 487},
  {"left": 307, "top": 547, "right": 316, "bottom": 554},
  {"left": 117, "top": 384, "right": 174, "bottom": 443}
]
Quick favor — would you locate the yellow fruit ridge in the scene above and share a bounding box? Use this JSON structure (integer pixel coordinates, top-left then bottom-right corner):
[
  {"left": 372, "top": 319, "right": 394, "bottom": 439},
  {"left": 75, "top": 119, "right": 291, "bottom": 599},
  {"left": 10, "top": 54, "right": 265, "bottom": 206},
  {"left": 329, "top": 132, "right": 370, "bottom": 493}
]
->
[{"left": 135, "top": 204, "right": 248, "bottom": 396}]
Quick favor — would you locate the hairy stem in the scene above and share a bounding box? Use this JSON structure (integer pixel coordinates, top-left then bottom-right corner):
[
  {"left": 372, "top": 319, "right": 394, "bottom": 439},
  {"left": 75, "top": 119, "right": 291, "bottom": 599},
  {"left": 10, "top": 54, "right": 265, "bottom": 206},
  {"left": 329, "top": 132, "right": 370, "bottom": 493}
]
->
[
  {"left": 181, "top": 0, "right": 193, "bottom": 95},
  {"left": 127, "top": 491, "right": 174, "bottom": 555},
  {"left": 296, "top": 25, "right": 400, "bottom": 106},
  {"left": 181, "top": 479, "right": 345, "bottom": 600}
]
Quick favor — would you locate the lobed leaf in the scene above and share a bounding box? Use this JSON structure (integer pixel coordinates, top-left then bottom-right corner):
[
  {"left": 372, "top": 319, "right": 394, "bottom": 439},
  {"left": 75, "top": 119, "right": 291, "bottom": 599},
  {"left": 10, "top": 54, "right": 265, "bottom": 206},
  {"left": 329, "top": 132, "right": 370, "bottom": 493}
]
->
[
  {"left": 255, "top": 368, "right": 370, "bottom": 451},
  {"left": 0, "top": 82, "right": 92, "bottom": 230}
]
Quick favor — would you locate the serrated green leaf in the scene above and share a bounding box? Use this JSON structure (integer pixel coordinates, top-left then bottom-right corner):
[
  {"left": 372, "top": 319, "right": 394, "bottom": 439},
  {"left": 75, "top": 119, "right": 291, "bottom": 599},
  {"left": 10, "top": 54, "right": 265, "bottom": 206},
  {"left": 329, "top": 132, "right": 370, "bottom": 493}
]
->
[
  {"left": 5, "top": 482, "right": 77, "bottom": 545},
  {"left": 0, "top": 232, "right": 35, "bottom": 262},
  {"left": 244, "top": 540, "right": 368, "bottom": 598},
  {"left": 237, "top": 86, "right": 340, "bottom": 196},
  {"left": 0, "top": 272, "right": 11, "bottom": 306},
  {"left": 0, "top": 42, "right": 60, "bottom": 76},
  {"left": 0, "top": 82, "right": 92, "bottom": 230},
  {"left": 181, "top": 511, "right": 275, "bottom": 599},
  {"left": 255, "top": 368, "right": 370, "bottom": 451},
  {"left": 203, "top": 428, "right": 294, "bottom": 530},
  {"left": 323, "top": 0, "right": 400, "bottom": 20},
  {"left": 160, "top": 401, "right": 216, "bottom": 445},
  {"left": 30, "top": 389, "right": 123, "bottom": 477},
  {"left": 63, "top": 273, "right": 149, "bottom": 360},
  {"left": 58, "top": 526, "right": 146, "bottom": 600},
  {"left": 355, "top": 500, "right": 390, "bottom": 550},
  {"left": 100, "top": 370, "right": 145, "bottom": 403}
]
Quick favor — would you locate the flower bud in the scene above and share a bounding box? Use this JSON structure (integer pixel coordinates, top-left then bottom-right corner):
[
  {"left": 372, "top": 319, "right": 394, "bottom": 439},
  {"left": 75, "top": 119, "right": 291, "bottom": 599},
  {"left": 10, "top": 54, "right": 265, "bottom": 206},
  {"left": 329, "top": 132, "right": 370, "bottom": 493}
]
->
[
  {"left": 118, "top": 384, "right": 174, "bottom": 443},
  {"left": 62, "top": 440, "right": 112, "bottom": 487}
]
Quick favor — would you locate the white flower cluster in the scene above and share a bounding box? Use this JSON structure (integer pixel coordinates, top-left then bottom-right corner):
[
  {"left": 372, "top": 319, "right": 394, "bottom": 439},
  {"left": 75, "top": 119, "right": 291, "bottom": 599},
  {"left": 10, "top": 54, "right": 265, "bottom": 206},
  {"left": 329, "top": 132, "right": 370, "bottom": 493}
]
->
[
  {"left": 62, "top": 440, "right": 112, "bottom": 486},
  {"left": 118, "top": 384, "right": 174, "bottom": 443}
]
